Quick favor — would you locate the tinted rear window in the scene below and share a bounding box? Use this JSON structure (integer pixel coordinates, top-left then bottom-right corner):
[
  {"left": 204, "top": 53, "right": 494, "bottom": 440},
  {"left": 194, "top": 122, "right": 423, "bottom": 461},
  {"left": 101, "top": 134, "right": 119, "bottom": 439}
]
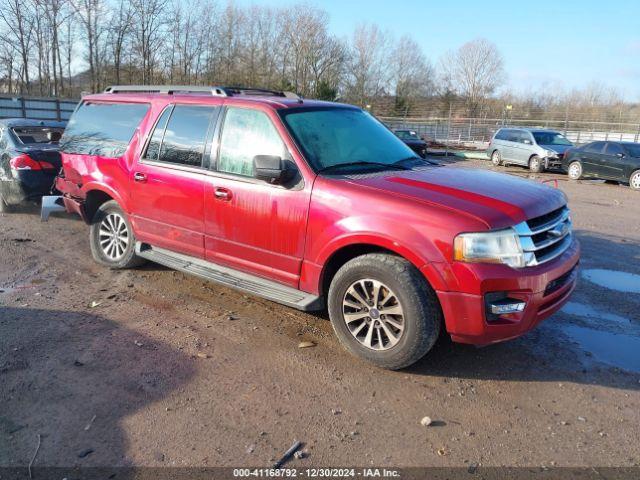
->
[{"left": 60, "top": 102, "right": 150, "bottom": 157}]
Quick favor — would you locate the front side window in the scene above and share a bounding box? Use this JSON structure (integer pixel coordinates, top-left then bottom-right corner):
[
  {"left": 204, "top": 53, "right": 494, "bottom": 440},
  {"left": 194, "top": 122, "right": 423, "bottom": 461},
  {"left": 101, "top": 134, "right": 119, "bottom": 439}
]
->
[
  {"left": 60, "top": 102, "right": 150, "bottom": 157},
  {"left": 158, "top": 105, "right": 216, "bottom": 167},
  {"left": 583, "top": 142, "right": 605, "bottom": 154},
  {"left": 217, "top": 107, "right": 286, "bottom": 177},
  {"left": 280, "top": 107, "right": 418, "bottom": 172},
  {"left": 532, "top": 132, "right": 572, "bottom": 146},
  {"left": 517, "top": 131, "right": 532, "bottom": 144}
]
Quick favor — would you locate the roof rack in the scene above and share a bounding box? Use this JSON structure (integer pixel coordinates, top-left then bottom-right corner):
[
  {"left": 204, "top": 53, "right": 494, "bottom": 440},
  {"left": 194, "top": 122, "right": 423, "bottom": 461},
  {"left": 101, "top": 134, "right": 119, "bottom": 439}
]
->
[{"left": 103, "top": 85, "right": 302, "bottom": 102}]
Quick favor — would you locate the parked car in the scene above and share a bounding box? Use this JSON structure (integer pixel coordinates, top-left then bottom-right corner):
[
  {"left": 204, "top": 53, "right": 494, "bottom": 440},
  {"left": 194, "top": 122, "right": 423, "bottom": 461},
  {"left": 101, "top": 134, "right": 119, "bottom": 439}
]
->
[
  {"left": 488, "top": 128, "right": 573, "bottom": 173},
  {"left": 42, "top": 85, "right": 579, "bottom": 369},
  {"left": 562, "top": 140, "right": 640, "bottom": 189},
  {"left": 0, "top": 118, "right": 66, "bottom": 212},
  {"left": 394, "top": 129, "right": 427, "bottom": 158}
]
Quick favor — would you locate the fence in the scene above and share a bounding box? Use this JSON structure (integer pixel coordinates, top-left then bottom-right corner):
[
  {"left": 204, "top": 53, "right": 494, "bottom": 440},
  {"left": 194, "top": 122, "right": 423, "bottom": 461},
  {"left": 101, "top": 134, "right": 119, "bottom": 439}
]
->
[
  {"left": 0, "top": 96, "right": 78, "bottom": 121},
  {"left": 381, "top": 116, "right": 640, "bottom": 149}
]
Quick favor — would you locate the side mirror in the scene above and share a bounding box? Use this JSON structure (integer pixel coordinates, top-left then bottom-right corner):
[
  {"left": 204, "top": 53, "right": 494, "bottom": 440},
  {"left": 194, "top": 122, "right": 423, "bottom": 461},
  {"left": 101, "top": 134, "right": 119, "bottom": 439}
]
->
[
  {"left": 523, "top": 139, "right": 532, "bottom": 145},
  {"left": 253, "top": 155, "right": 286, "bottom": 183},
  {"left": 616, "top": 152, "right": 625, "bottom": 158}
]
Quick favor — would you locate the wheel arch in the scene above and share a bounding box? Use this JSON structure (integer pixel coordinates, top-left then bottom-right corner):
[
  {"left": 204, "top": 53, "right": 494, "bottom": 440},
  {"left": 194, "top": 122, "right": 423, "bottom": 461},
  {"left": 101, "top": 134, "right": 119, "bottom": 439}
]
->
[
  {"left": 84, "top": 189, "right": 115, "bottom": 224},
  {"left": 318, "top": 241, "right": 446, "bottom": 297}
]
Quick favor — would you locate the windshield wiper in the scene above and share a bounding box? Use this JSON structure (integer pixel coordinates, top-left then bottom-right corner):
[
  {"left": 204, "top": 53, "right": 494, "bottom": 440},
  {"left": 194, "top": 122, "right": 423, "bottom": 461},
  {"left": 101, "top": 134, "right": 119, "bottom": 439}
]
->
[
  {"left": 317, "top": 161, "right": 409, "bottom": 174},
  {"left": 392, "top": 156, "right": 439, "bottom": 167}
]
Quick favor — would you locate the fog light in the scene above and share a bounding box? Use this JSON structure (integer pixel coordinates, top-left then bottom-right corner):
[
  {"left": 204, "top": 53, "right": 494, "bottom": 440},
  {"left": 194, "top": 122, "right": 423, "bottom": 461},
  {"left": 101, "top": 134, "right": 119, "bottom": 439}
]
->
[{"left": 489, "top": 300, "right": 526, "bottom": 315}]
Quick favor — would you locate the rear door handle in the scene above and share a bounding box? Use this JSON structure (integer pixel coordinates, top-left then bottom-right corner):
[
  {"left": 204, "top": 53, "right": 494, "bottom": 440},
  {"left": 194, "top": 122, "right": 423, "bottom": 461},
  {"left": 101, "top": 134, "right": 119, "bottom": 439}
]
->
[
  {"left": 133, "top": 172, "right": 147, "bottom": 183},
  {"left": 214, "top": 187, "right": 232, "bottom": 201}
]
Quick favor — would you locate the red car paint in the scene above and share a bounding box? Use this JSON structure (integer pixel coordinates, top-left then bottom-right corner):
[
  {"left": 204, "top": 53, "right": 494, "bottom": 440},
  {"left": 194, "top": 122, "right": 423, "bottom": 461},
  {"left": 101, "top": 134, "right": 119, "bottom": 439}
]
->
[{"left": 56, "top": 92, "right": 579, "bottom": 345}]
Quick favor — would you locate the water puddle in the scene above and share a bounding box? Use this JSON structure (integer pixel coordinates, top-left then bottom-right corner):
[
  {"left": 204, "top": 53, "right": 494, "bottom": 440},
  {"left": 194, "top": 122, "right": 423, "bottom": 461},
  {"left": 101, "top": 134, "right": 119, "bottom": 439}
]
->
[
  {"left": 581, "top": 269, "right": 640, "bottom": 294},
  {"left": 561, "top": 301, "right": 630, "bottom": 326},
  {"left": 562, "top": 325, "right": 640, "bottom": 372}
]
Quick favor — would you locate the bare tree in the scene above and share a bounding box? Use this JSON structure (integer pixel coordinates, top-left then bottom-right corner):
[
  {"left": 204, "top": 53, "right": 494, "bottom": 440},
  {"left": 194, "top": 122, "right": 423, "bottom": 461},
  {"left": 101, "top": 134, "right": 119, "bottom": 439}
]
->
[
  {"left": 439, "top": 38, "right": 505, "bottom": 115},
  {"left": 345, "top": 24, "right": 390, "bottom": 107},
  {"left": 0, "top": 0, "right": 35, "bottom": 93},
  {"left": 389, "top": 34, "right": 434, "bottom": 115},
  {"left": 130, "top": 0, "right": 169, "bottom": 84}
]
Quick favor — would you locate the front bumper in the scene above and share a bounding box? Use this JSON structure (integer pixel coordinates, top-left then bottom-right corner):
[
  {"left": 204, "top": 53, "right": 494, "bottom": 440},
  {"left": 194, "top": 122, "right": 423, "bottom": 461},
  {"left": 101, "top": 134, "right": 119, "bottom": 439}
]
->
[
  {"left": 430, "top": 238, "right": 580, "bottom": 345},
  {"left": 544, "top": 156, "right": 563, "bottom": 169}
]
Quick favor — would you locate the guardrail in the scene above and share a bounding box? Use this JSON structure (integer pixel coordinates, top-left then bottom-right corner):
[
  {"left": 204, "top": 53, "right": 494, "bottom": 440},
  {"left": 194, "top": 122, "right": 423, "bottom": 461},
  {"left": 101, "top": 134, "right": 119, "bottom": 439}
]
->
[{"left": 0, "top": 96, "right": 78, "bottom": 121}]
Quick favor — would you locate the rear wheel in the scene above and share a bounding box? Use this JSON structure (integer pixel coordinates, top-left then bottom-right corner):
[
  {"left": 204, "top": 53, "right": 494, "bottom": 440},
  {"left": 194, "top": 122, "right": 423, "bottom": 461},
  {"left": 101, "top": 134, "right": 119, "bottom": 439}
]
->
[
  {"left": 490, "top": 150, "right": 502, "bottom": 166},
  {"left": 89, "top": 200, "right": 145, "bottom": 269},
  {"left": 630, "top": 170, "right": 640, "bottom": 190},
  {"left": 568, "top": 161, "right": 582, "bottom": 180},
  {"left": 529, "top": 155, "right": 543, "bottom": 173},
  {"left": 327, "top": 253, "right": 441, "bottom": 370}
]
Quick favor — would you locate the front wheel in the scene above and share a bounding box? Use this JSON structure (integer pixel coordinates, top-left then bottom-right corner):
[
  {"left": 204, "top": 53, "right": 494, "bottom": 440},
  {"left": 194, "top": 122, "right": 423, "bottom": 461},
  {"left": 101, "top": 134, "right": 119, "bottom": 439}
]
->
[
  {"left": 327, "top": 253, "right": 442, "bottom": 370},
  {"left": 529, "top": 155, "right": 543, "bottom": 173},
  {"left": 567, "top": 161, "right": 582, "bottom": 180},
  {"left": 89, "top": 200, "right": 145, "bottom": 269},
  {"left": 630, "top": 170, "right": 640, "bottom": 190},
  {"left": 491, "top": 150, "right": 502, "bottom": 166}
]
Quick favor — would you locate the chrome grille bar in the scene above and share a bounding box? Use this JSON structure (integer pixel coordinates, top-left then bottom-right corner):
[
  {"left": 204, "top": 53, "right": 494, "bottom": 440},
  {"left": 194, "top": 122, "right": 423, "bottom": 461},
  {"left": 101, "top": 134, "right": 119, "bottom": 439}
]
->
[{"left": 514, "top": 206, "right": 573, "bottom": 267}]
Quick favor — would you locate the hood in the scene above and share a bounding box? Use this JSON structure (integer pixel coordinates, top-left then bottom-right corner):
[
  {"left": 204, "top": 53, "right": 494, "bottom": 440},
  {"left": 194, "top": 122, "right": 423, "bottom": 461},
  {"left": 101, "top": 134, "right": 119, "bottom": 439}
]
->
[
  {"left": 539, "top": 144, "right": 572, "bottom": 154},
  {"left": 345, "top": 166, "right": 566, "bottom": 229}
]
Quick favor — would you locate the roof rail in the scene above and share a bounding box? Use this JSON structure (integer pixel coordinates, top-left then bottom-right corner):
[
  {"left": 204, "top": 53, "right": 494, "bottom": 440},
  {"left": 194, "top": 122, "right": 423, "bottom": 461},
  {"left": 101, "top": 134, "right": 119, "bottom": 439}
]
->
[
  {"left": 104, "top": 85, "right": 228, "bottom": 97},
  {"left": 103, "top": 85, "right": 302, "bottom": 102}
]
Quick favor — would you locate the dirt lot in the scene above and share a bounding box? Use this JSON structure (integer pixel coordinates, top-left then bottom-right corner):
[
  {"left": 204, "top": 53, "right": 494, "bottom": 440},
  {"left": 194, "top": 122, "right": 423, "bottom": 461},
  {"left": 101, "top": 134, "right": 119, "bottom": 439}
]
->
[{"left": 1, "top": 157, "right": 639, "bottom": 471}]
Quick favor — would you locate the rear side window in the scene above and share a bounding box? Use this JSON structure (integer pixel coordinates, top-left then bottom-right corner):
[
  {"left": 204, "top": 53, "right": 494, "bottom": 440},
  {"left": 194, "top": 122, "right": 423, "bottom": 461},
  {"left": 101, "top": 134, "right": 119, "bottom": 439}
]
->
[
  {"left": 143, "top": 105, "right": 218, "bottom": 167},
  {"left": 583, "top": 142, "right": 605, "bottom": 154},
  {"left": 60, "top": 102, "right": 150, "bottom": 157},
  {"left": 217, "top": 107, "right": 286, "bottom": 177},
  {"left": 604, "top": 143, "right": 624, "bottom": 156},
  {"left": 159, "top": 105, "right": 216, "bottom": 167}
]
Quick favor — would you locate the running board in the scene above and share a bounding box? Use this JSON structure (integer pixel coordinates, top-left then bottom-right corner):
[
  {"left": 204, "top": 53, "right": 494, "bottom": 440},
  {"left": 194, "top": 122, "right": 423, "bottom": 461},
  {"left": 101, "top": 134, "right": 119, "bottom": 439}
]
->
[{"left": 135, "top": 243, "right": 323, "bottom": 311}]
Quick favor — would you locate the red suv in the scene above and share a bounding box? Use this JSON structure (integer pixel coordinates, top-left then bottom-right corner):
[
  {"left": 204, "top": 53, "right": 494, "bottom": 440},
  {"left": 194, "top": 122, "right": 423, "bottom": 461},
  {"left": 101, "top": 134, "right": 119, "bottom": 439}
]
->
[{"left": 43, "top": 85, "right": 579, "bottom": 369}]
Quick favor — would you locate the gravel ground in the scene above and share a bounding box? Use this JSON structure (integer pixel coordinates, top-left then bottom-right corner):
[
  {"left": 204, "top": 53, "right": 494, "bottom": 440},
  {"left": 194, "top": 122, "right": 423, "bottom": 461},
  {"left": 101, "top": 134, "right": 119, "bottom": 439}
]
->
[{"left": 1, "top": 157, "right": 639, "bottom": 470}]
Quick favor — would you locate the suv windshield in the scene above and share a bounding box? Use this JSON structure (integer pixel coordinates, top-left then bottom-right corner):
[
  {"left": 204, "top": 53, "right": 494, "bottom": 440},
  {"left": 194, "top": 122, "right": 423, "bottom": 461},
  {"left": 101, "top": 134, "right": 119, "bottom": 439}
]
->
[
  {"left": 532, "top": 132, "right": 572, "bottom": 146},
  {"left": 280, "top": 107, "right": 419, "bottom": 172},
  {"left": 395, "top": 130, "right": 420, "bottom": 141}
]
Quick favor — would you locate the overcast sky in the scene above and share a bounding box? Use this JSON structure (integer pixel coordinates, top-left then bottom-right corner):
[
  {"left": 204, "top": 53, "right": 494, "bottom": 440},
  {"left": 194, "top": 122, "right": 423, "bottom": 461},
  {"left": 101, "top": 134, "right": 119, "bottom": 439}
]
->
[{"left": 235, "top": 0, "right": 640, "bottom": 100}]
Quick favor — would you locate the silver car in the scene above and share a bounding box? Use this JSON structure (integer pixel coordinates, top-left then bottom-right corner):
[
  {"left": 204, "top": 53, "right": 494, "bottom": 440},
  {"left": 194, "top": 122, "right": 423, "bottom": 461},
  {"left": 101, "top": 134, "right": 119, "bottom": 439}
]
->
[{"left": 487, "top": 128, "right": 574, "bottom": 173}]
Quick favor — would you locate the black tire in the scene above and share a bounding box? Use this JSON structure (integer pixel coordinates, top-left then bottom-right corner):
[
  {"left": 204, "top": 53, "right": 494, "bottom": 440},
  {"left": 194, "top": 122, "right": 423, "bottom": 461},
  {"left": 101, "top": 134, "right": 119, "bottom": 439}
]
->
[
  {"left": 89, "top": 200, "right": 145, "bottom": 269},
  {"left": 567, "top": 161, "right": 582, "bottom": 180},
  {"left": 630, "top": 170, "right": 640, "bottom": 191},
  {"left": 529, "top": 155, "right": 543, "bottom": 173},
  {"left": 327, "top": 253, "right": 442, "bottom": 370},
  {"left": 490, "top": 150, "right": 502, "bottom": 166}
]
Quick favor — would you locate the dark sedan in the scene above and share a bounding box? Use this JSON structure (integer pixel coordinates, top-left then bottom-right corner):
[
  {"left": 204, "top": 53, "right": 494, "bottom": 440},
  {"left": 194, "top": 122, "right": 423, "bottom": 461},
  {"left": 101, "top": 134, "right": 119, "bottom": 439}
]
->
[
  {"left": 0, "top": 118, "right": 66, "bottom": 212},
  {"left": 394, "top": 129, "right": 427, "bottom": 158},
  {"left": 562, "top": 140, "right": 640, "bottom": 190}
]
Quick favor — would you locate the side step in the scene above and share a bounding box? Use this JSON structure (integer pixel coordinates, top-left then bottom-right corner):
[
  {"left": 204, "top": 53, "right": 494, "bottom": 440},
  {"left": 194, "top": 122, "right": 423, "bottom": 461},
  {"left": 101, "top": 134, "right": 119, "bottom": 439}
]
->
[{"left": 135, "top": 243, "right": 324, "bottom": 311}]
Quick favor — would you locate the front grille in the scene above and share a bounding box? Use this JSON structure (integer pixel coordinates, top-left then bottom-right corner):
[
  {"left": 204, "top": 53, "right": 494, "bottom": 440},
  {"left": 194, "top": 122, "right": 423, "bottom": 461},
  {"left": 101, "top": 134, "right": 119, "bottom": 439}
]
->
[{"left": 514, "top": 206, "right": 573, "bottom": 267}]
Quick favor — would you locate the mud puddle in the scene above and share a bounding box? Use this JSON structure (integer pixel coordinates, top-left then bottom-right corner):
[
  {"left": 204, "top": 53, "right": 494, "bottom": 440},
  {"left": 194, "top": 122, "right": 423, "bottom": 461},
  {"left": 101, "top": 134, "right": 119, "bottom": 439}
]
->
[
  {"left": 561, "top": 301, "right": 631, "bottom": 326},
  {"left": 561, "top": 324, "right": 640, "bottom": 372},
  {"left": 582, "top": 269, "right": 640, "bottom": 294}
]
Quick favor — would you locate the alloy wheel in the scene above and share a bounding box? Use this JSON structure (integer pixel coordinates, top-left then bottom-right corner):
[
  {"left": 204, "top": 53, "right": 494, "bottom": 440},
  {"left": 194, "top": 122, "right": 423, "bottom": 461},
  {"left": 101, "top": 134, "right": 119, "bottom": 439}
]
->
[
  {"left": 631, "top": 172, "right": 640, "bottom": 190},
  {"left": 98, "top": 213, "right": 129, "bottom": 260},
  {"left": 568, "top": 162, "right": 581, "bottom": 180},
  {"left": 342, "top": 278, "right": 405, "bottom": 351}
]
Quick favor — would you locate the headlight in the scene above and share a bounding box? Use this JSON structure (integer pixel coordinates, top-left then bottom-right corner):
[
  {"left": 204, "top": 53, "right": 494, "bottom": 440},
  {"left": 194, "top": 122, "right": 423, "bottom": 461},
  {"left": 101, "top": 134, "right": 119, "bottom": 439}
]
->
[
  {"left": 453, "top": 229, "right": 525, "bottom": 268},
  {"left": 545, "top": 149, "right": 558, "bottom": 157}
]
